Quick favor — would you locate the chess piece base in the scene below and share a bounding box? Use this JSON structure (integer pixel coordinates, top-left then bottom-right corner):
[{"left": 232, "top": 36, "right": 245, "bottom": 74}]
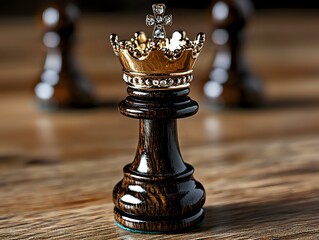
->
[
  {"left": 34, "top": 69, "right": 95, "bottom": 111},
  {"left": 204, "top": 71, "right": 263, "bottom": 109},
  {"left": 113, "top": 162, "right": 205, "bottom": 233},
  {"left": 114, "top": 208, "right": 204, "bottom": 233},
  {"left": 36, "top": 97, "right": 96, "bottom": 111}
]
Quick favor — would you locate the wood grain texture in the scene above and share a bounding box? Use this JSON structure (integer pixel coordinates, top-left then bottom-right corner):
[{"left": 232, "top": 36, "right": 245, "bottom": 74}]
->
[
  {"left": 1, "top": 136, "right": 319, "bottom": 239},
  {"left": 1, "top": 9, "right": 319, "bottom": 239}
]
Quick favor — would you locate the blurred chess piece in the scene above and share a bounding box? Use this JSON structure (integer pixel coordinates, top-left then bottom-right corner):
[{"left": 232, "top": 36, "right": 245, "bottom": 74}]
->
[
  {"left": 203, "top": 0, "right": 263, "bottom": 108},
  {"left": 34, "top": 0, "right": 95, "bottom": 110}
]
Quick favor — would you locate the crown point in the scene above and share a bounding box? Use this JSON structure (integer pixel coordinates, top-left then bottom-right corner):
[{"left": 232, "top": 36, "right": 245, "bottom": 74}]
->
[
  {"left": 110, "top": 34, "right": 120, "bottom": 55},
  {"left": 110, "top": 33, "right": 118, "bottom": 43},
  {"left": 195, "top": 32, "right": 205, "bottom": 47},
  {"left": 135, "top": 32, "right": 147, "bottom": 44},
  {"left": 196, "top": 32, "right": 206, "bottom": 43}
]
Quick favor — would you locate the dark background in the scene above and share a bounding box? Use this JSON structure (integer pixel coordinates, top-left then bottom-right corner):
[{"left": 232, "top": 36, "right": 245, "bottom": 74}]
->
[{"left": 1, "top": 0, "right": 319, "bottom": 16}]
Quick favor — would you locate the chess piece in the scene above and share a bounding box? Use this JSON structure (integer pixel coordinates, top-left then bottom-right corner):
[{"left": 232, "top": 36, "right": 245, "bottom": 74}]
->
[
  {"left": 34, "top": 0, "right": 95, "bottom": 110},
  {"left": 110, "top": 4, "right": 205, "bottom": 233},
  {"left": 203, "top": 0, "right": 263, "bottom": 108}
]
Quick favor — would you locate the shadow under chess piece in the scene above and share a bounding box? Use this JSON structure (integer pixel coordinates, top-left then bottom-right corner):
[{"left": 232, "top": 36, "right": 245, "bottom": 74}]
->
[
  {"left": 34, "top": 0, "right": 95, "bottom": 110},
  {"left": 110, "top": 4, "right": 205, "bottom": 233},
  {"left": 203, "top": 0, "right": 263, "bottom": 108}
]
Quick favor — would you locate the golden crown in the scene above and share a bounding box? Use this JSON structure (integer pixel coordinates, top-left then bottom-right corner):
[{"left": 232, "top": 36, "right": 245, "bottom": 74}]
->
[{"left": 110, "top": 3, "right": 205, "bottom": 89}]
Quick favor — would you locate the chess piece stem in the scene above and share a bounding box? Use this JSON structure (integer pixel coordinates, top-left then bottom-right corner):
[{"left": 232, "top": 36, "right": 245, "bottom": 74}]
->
[{"left": 134, "top": 119, "right": 186, "bottom": 175}]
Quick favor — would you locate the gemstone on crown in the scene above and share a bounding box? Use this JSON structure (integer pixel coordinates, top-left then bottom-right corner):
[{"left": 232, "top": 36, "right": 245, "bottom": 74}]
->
[{"left": 154, "top": 4, "right": 164, "bottom": 14}]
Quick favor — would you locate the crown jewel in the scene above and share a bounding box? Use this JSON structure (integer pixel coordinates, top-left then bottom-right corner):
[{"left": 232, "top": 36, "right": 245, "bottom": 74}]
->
[
  {"left": 146, "top": 3, "right": 172, "bottom": 39},
  {"left": 110, "top": 4, "right": 205, "bottom": 89}
]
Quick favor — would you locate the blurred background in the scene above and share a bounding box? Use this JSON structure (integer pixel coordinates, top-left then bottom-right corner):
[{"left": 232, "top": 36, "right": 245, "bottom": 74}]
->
[
  {"left": 1, "top": 0, "right": 319, "bottom": 16},
  {"left": 0, "top": 0, "right": 318, "bottom": 155},
  {"left": 1, "top": 0, "right": 319, "bottom": 104},
  {"left": 1, "top": 0, "right": 319, "bottom": 117}
]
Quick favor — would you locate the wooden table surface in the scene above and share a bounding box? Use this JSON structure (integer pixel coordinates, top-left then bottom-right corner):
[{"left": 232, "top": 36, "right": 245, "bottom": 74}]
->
[{"left": 1, "top": 10, "right": 319, "bottom": 239}]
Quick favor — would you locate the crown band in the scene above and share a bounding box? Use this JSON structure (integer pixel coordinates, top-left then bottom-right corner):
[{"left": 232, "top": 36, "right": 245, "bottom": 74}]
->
[{"left": 123, "top": 72, "right": 193, "bottom": 89}]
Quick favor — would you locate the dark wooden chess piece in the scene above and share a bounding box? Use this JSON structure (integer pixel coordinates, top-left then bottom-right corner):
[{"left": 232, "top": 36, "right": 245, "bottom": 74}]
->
[
  {"left": 110, "top": 4, "right": 205, "bottom": 233},
  {"left": 203, "top": 0, "right": 263, "bottom": 108},
  {"left": 34, "top": 0, "right": 95, "bottom": 110}
]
